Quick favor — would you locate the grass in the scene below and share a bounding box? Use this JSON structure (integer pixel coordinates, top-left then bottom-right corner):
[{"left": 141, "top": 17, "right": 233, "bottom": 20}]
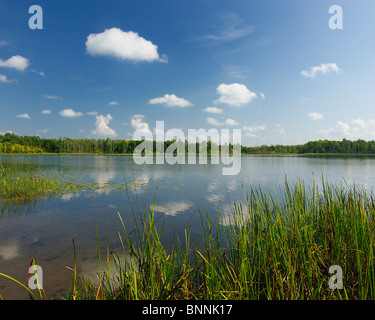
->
[
  {"left": 63, "top": 177, "right": 375, "bottom": 300},
  {"left": 1, "top": 175, "right": 375, "bottom": 300},
  {"left": 0, "top": 163, "right": 85, "bottom": 202},
  {"left": 0, "top": 164, "right": 167, "bottom": 209}
]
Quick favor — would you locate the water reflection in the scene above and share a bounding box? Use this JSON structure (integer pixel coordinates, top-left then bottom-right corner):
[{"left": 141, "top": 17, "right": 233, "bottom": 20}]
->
[
  {"left": 1, "top": 198, "right": 43, "bottom": 216},
  {"left": 0, "top": 242, "right": 19, "bottom": 261},
  {"left": 1, "top": 154, "right": 375, "bottom": 299},
  {"left": 153, "top": 201, "right": 194, "bottom": 217}
]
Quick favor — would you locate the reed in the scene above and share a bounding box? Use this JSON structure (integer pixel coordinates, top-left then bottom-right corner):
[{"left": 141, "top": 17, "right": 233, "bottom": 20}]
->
[
  {"left": 1, "top": 176, "right": 375, "bottom": 300},
  {"left": 66, "top": 177, "right": 375, "bottom": 300}
]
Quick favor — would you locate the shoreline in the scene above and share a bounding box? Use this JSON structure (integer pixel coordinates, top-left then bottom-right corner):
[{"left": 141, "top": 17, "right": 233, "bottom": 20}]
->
[{"left": 2, "top": 152, "right": 375, "bottom": 156}]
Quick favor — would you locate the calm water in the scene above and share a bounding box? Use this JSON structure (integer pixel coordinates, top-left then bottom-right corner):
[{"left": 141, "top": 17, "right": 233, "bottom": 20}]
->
[{"left": 1, "top": 154, "right": 375, "bottom": 299}]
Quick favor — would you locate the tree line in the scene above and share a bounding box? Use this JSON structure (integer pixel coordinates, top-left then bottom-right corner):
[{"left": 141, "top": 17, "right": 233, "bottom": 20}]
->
[
  {"left": 1, "top": 132, "right": 375, "bottom": 155},
  {"left": 241, "top": 139, "right": 375, "bottom": 154}
]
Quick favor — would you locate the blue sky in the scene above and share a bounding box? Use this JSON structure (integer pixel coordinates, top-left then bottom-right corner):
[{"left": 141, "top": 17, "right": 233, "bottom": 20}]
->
[{"left": 1, "top": 0, "right": 375, "bottom": 146}]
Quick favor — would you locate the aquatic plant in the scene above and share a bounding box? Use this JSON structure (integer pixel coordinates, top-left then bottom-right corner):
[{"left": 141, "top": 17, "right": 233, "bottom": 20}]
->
[
  {"left": 65, "top": 178, "right": 375, "bottom": 300},
  {"left": 2, "top": 177, "right": 375, "bottom": 300}
]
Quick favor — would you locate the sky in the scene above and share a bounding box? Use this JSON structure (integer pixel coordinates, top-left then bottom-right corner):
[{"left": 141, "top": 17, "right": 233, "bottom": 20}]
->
[{"left": 1, "top": 0, "right": 375, "bottom": 147}]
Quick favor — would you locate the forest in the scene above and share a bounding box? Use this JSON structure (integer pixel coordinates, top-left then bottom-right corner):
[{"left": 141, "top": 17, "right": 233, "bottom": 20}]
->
[{"left": 1, "top": 132, "right": 375, "bottom": 155}]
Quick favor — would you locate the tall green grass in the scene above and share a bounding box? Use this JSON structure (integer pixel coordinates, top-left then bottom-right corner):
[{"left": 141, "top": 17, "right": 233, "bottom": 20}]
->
[
  {"left": 65, "top": 177, "right": 375, "bottom": 300},
  {"left": 1, "top": 175, "right": 374, "bottom": 299}
]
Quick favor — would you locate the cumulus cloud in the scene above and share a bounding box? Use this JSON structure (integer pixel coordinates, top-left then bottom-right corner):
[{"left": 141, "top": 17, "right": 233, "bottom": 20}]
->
[
  {"left": 149, "top": 94, "right": 193, "bottom": 108},
  {"left": 109, "top": 101, "right": 119, "bottom": 105},
  {"left": 207, "top": 117, "right": 223, "bottom": 126},
  {"left": 92, "top": 114, "right": 117, "bottom": 137},
  {"left": 132, "top": 114, "right": 145, "bottom": 119},
  {"left": 214, "top": 83, "right": 257, "bottom": 107},
  {"left": 86, "top": 27, "right": 167, "bottom": 63},
  {"left": 242, "top": 125, "right": 266, "bottom": 133},
  {"left": 0, "top": 55, "right": 30, "bottom": 71},
  {"left": 0, "top": 74, "right": 16, "bottom": 84},
  {"left": 352, "top": 118, "right": 370, "bottom": 129},
  {"left": 308, "top": 112, "right": 324, "bottom": 120},
  {"left": 301, "top": 63, "right": 341, "bottom": 78},
  {"left": 131, "top": 114, "right": 151, "bottom": 135},
  {"left": 242, "top": 125, "right": 266, "bottom": 138},
  {"left": 206, "top": 117, "right": 239, "bottom": 126},
  {"left": 319, "top": 119, "right": 354, "bottom": 138},
  {"left": 16, "top": 113, "right": 31, "bottom": 119},
  {"left": 337, "top": 121, "right": 351, "bottom": 136},
  {"left": 319, "top": 120, "right": 363, "bottom": 138},
  {"left": 225, "top": 118, "right": 239, "bottom": 126},
  {"left": 203, "top": 106, "right": 223, "bottom": 114},
  {"left": 41, "top": 110, "right": 51, "bottom": 114},
  {"left": 59, "top": 109, "right": 83, "bottom": 118}
]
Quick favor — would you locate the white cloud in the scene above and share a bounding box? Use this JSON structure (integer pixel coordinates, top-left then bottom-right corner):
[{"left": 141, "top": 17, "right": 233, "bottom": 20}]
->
[
  {"left": 242, "top": 125, "right": 266, "bottom": 133},
  {"left": 207, "top": 117, "right": 240, "bottom": 126},
  {"left": 0, "top": 130, "right": 13, "bottom": 135},
  {"left": 132, "top": 114, "right": 145, "bottom": 119},
  {"left": 214, "top": 83, "right": 257, "bottom": 107},
  {"left": 320, "top": 119, "right": 375, "bottom": 140},
  {"left": 43, "top": 94, "right": 63, "bottom": 100},
  {"left": 243, "top": 132, "right": 257, "bottom": 138},
  {"left": 87, "top": 111, "right": 98, "bottom": 116},
  {"left": 337, "top": 121, "right": 351, "bottom": 136},
  {"left": 203, "top": 106, "right": 223, "bottom": 114},
  {"left": 352, "top": 118, "right": 375, "bottom": 130},
  {"left": 109, "top": 101, "right": 119, "bottom": 105},
  {"left": 207, "top": 117, "right": 223, "bottom": 126},
  {"left": 86, "top": 27, "right": 167, "bottom": 63},
  {"left": 16, "top": 113, "right": 31, "bottom": 119},
  {"left": 92, "top": 114, "right": 117, "bottom": 137},
  {"left": 308, "top": 112, "right": 324, "bottom": 120},
  {"left": 191, "top": 13, "right": 254, "bottom": 45},
  {"left": 301, "top": 63, "right": 341, "bottom": 78},
  {"left": 0, "top": 74, "right": 16, "bottom": 84},
  {"left": 0, "top": 55, "right": 30, "bottom": 71},
  {"left": 41, "top": 110, "right": 51, "bottom": 114},
  {"left": 131, "top": 117, "right": 151, "bottom": 133},
  {"left": 59, "top": 109, "right": 83, "bottom": 118},
  {"left": 242, "top": 125, "right": 266, "bottom": 139},
  {"left": 149, "top": 94, "right": 193, "bottom": 108},
  {"left": 31, "top": 69, "right": 45, "bottom": 77},
  {"left": 131, "top": 114, "right": 153, "bottom": 139},
  {"left": 225, "top": 118, "right": 239, "bottom": 126}
]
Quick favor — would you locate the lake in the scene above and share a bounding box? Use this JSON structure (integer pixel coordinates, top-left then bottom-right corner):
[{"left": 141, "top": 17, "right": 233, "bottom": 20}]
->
[{"left": 1, "top": 154, "right": 375, "bottom": 299}]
